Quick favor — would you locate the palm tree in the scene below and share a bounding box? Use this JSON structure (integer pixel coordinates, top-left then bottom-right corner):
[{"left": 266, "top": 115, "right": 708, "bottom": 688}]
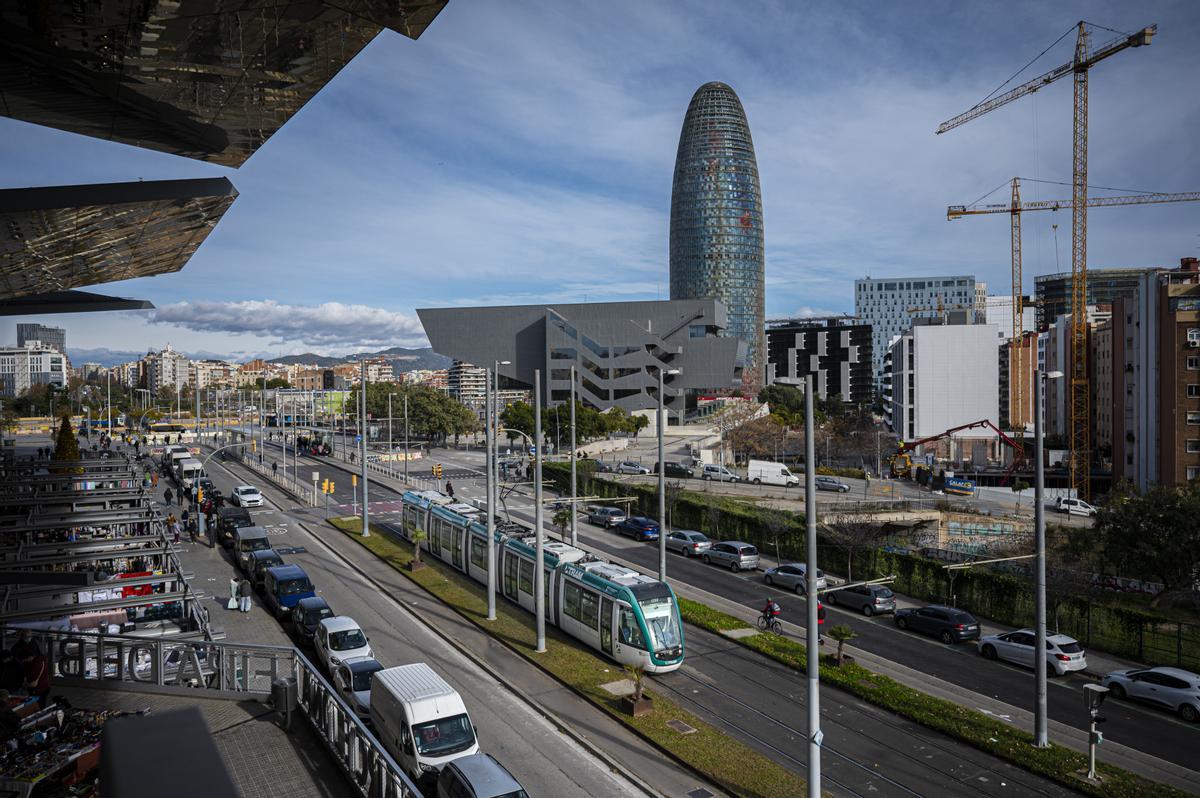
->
[{"left": 828, "top": 624, "right": 857, "bottom": 666}]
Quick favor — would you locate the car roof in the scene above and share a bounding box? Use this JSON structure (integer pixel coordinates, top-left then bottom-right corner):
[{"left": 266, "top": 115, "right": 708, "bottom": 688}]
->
[
  {"left": 719, "top": 540, "right": 754, "bottom": 548},
  {"left": 251, "top": 549, "right": 282, "bottom": 561},
  {"left": 218, "top": 507, "right": 251, "bottom": 517},
  {"left": 235, "top": 485, "right": 258, "bottom": 492},
  {"left": 628, "top": 516, "right": 655, "bottom": 523},
  {"left": 345, "top": 657, "right": 384, "bottom": 675},
  {"left": 446, "top": 754, "right": 522, "bottom": 795},
  {"left": 319, "top": 616, "right": 362, "bottom": 633},
  {"left": 267, "top": 563, "right": 307, "bottom": 579},
  {"left": 297, "top": 596, "right": 330, "bottom": 610},
  {"left": 677, "top": 530, "right": 705, "bottom": 537},
  {"left": 1146, "top": 666, "right": 1200, "bottom": 681}
]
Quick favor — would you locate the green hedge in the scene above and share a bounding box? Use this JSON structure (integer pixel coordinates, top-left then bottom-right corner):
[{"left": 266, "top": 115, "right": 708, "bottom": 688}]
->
[
  {"left": 678, "top": 598, "right": 1193, "bottom": 798},
  {"left": 816, "top": 465, "right": 866, "bottom": 479}
]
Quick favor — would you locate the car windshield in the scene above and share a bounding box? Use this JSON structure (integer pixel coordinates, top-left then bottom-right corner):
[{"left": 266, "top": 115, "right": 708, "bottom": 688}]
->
[
  {"left": 257, "top": 556, "right": 282, "bottom": 570},
  {"left": 875, "top": 587, "right": 894, "bottom": 598},
  {"left": 688, "top": 533, "right": 709, "bottom": 542},
  {"left": 329, "top": 629, "right": 367, "bottom": 651},
  {"left": 412, "top": 713, "right": 476, "bottom": 757},
  {"left": 241, "top": 537, "right": 270, "bottom": 553},
  {"left": 278, "top": 578, "right": 312, "bottom": 597},
  {"left": 351, "top": 667, "right": 380, "bottom": 692},
  {"left": 1057, "top": 641, "right": 1083, "bottom": 654},
  {"left": 304, "top": 607, "right": 334, "bottom": 625},
  {"left": 639, "top": 597, "right": 682, "bottom": 653}
]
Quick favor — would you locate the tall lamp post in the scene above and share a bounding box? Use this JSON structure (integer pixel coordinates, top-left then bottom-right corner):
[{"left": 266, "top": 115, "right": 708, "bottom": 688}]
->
[
  {"left": 533, "top": 369, "right": 546, "bottom": 653},
  {"left": 487, "top": 360, "right": 510, "bottom": 622},
  {"left": 804, "top": 373, "right": 822, "bottom": 798},
  {"left": 657, "top": 367, "right": 681, "bottom": 581},
  {"left": 569, "top": 364, "right": 577, "bottom": 546},
  {"left": 387, "top": 392, "right": 396, "bottom": 478},
  {"left": 359, "top": 359, "right": 370, "bottom": 537},
  {"left": 1034, "top": 369, "right": 1063, "bottom": 748}
]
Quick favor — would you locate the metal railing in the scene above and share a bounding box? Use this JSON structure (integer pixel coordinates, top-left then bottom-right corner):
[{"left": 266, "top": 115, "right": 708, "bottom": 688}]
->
[{"left": 4, "top": 628, "right": 422, "bottom": 798}]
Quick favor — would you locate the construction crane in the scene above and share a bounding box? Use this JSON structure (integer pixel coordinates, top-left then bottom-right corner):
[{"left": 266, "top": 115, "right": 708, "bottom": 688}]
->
[
  {"left": 937, "top": 21, "right": 1157, "bottom": 500},
  {"left": 948, "top": 180, "right": 1200, "bottom": 431},
  {"left": 889, "top": 419, "right": 1027, "bottom": 484}
]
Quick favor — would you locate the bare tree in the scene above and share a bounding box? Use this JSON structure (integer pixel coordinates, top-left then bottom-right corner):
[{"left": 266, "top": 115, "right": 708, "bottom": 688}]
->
[
  {"left": 664, "top": 480, "right": 685, "bottom": 531},
  {"left": 759, "top": 506, "right": 798, "bottom": 563},
  {"left": 821, "top": 513, "right": 888, "bottom": 582}
]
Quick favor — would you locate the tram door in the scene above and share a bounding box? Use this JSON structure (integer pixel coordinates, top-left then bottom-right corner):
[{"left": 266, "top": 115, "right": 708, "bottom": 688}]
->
[{"left": 600, "top": 598, "right": 614, "bottom": 655}]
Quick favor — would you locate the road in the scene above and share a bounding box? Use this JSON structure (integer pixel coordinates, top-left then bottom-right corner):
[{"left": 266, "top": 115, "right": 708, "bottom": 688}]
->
[
  {"left": 246, "top": 437, "right": 1156, "bottom": 797},
  {"left": 196, "top": 448, "right": 657, "bottom": 798}
]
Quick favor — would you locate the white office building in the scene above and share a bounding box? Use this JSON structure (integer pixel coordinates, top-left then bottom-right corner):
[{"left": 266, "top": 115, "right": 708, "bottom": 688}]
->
[
  {"left": 855, "top": 275, "right": 984, "bottom": 388},
  {"left": 983, "top": 295, "right": 1037, "bottom": 343},
  {"left": 0, "top": 342, "right": 67, "bottom": 398},
  {"left": 886, "top": 320, "right": 1000, "bottom": 443}
]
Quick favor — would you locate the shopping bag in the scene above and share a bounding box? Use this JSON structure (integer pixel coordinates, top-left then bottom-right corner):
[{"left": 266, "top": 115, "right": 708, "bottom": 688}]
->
[{"left": 227, "top": 597, "right": 238, "bottom": 610}]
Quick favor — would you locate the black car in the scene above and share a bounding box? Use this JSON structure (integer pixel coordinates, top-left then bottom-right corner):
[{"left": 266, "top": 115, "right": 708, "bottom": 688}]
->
[
  {"left": 216, "top": 507, "right": 254, "bottom": 548},
  {"left": 291, "top": 596, "right": 335, "bottom": 646},
  {"left": 249, "top": 549, "right": 285, "bottom": 591},
  {"left": 654, "top": 461, "right": 694, "bottom": 479},
  {"left": 894, "top": 605, "right": 980, "bottom": 644}
]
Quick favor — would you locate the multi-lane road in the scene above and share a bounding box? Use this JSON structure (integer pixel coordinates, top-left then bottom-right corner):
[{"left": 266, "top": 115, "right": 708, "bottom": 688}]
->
[{"left": 239, "top": 434, "right": 1196, "bottom": 795}]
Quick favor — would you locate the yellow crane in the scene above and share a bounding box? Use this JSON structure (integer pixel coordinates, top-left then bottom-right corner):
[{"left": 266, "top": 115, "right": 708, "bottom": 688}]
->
[
  {"left": 937, "top": 21, "right": 1157, "bottom": 499},
  {"left": 948, "top": 180, "right": 1200, "bottom": 431}
]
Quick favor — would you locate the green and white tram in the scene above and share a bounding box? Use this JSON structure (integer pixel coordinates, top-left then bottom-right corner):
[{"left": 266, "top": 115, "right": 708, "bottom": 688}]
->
[{"left": 398, "top": 490, "right": 684, "bottom": 672}]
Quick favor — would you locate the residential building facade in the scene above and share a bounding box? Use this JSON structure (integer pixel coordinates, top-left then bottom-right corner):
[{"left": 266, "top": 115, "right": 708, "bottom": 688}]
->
[
  {"left": 855, "top": 274, "right": 982, "bottom": 388},
  {"left": 142, "top": 344, "right": 188, "bottom": 395},
  {"left": 669, "top": 81, "right": 764, "bottom": 390},
  {"left": 764, "top": 317, "right": 873, "bottom": 404},
  {"left": 0, "top": 342, "right": 67, "bottom": 398}
]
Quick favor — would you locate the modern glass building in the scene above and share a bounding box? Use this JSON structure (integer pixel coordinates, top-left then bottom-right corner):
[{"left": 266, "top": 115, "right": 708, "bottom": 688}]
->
[{"left": 669, "top": 82, "right": 765, "bottom": 391}]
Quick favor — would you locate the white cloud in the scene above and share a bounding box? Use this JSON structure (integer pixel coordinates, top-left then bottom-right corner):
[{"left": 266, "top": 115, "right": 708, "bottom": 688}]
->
[{"left": 150, "top": 301, "right": 427, "bottom": 351}]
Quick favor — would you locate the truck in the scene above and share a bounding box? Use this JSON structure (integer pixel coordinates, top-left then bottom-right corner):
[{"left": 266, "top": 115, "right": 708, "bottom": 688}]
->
[
  {"left": 746, "top": 460, "right": 800, "bottom": 487},
  {"left": 370, "top": 663, "right": 479, "bottom": 784},
  {"left": 174, "top": 457, "right": 205, "bottom": 491}
]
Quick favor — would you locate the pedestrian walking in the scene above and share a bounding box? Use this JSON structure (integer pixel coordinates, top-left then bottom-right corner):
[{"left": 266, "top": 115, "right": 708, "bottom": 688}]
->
[
  {"left": 164, "top": 487, "right": 173, "bottom": 506},
  {"left": 272, "top": 461, "right": 278, "bottom": 478},
  {"left": 152, "top": 471, "right": 159, "bottom": 488},
  {"left": 445, "top": 481, "right": 455, "bottom": 499},
  {"left": 178, "top": 488, "right": 184, "bottom": 506},
  {"left": 238, "top": 578, "right": 252, "bottom": 612}
]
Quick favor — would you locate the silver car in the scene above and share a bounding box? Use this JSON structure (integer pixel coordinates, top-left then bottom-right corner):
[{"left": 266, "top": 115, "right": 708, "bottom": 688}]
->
[
  {"left": 1101, "top": 666, "right": 1200, "bottom": 722},
  {"left": 665, "top": 530, "right": 712, "bottom": 557},
  {"left": 703, "top": 541, "right": 759, "bottom": 572},
  {"left": 815, "top": 476, "right": 850, "bottom": 493},
  {"left": 437, "top": 753, "right": 528, "bottom": 798},
  {"left": 587, "top": 506, "right": 626, "bottom": 528},
  {"left": 825, "top": 583, "right": 896, "bottom": 616},
  {"left": 617, "top": 461, "right": 651, "bottom": 475},
  {"left": 764, "top": 563, "right": 826, "bottom": 594}
]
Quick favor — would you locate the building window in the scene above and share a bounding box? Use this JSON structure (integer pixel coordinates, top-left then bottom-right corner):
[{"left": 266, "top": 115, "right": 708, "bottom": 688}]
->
[
  {"left": 1189, "top": 328, "right": 1200, "bottom": 343},
  {"left": 1187, "top": 440, "right": 1200, "bottom": 454},
  {"left": 1190, "top": 385, "right": 1200, "bottom": 399},
  {"left": 1188, "top": 467, "right": 1200, "bottom": 481},
  {"left": 1189, "top": 412, "right": 1200, "bottom": 426},
  {"left": 1188, "top": 357, "right": 1200, "bottom": 371}
]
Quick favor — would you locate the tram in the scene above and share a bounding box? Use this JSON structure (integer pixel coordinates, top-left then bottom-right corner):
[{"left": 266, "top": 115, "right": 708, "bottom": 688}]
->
[{"left": 399, "top": 490, "right": 684, "bottom": 672}]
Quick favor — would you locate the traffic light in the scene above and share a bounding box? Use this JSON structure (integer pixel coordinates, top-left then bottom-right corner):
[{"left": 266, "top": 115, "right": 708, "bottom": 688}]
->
[
  {"left": 329, "top": 482, "right": 335, "bottom": 494},
  {"left": 196, "top": 488, "right": 204, "bottom": 503},
  {"left": 434, "top": 464, "right": 443, "bottom": 479},
  {"left": 322, "top": 478, "right": 329, "bottom": 493}
]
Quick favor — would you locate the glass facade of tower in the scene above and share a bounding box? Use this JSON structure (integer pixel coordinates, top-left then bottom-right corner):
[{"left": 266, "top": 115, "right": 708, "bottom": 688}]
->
[{"left": 669, "top": 82, "right": 765, "bottom": 390}]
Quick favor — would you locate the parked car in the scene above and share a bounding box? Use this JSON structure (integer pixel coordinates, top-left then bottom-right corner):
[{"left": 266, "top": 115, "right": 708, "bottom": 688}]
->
[
  {"left": 216, "top": 506, "right": 254, "bottom": 548},
  {"left": 617, "top": 461, "right": 651, "bottom": 475},
  {"left": 290, "top": 596, "right": 335, "bottom": 647},
  {"left": 764, "top": 563, "right": 826, "bottom": 594},
  {"left": 815, "top": 475, "right": 850, "bottom": 493},
  {"left": 587, "top": 506, "right": 626, "bottom": 528},
  {"left": 747, "top": 460, "right": 799, "bottom": 487},
  {"left": 1100, "top": 666, "right": 1200, "bottom": 722},
  {"left": 436, "top": 753, "right": 529, "bottom": 798},
  {"left": 262, "top": 564, "right": 316, "bottom": 620},
  {"left": 314, "top": 616, "right": 373, "bottom": 672},
  {"left": 701, "top": 464, "right": 740, "bottom": 482},
  {"left": 196, "top": 478, "right": 222, "bottom": 505},
  {"left": 615, "top": 516, "right": 660, "bottom": 541},
  {"left": 249, "top": 549, "right": 285, "bottom": 591},
  {"left": 654, "top": 461, "right": 694, "bottom": 479},
  {"left": 703, "top": 541, "right": 759, "bottom": 572},
  {"left": 593, "top": 461, "right": 614, "bottom": 473},
  {"left": 231, "top": 485, "right": 264, "bottom": 507},
  {"left": 894, "top": 605, "right": 980, "bottom": 644},
  {"left": 825, "top": 583, "right": 896, "bottom": 616},
  {"left": 334, "top": 657, "right": 385, "bottom": 722},
  {"left": 978, "top": 629, "right": 1087, "bottom": 676},
  {"left": 1054, "top": 497, "right": 1097, "bottom": 517},
  {"left": 665, "top": 530, "right": 712, "bottom": 557}
]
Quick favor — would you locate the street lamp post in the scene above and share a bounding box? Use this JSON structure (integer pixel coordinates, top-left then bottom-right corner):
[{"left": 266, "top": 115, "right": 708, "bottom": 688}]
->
[
  {"left": 804, "top": 374, "right": 822, "bottom": 797},
  {"left": 1034, "top": 369, "right": 1063, "bottom": 747},
  {"left": 360, "top": 359, "right": 370, "bottom": 537},
  {"left": 488, "top": 359, "right": 509, "bottom": 620},
  {"left": 569, "top": 364, "right": 577, "bottom": 546},
  {"left": 657, "top": 367, "right": 681, "bottom": 582},
  {"left": 534, "top": 369, "right": 546, "bottom": 653},
  {"left": 403, "top": 394, "right": 410, "bottom": 484}
]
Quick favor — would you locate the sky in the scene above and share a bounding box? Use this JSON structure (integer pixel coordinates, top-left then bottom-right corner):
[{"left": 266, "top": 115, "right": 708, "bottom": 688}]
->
[{"left": 3, "top": 1, "right": 1198, "bottom": 361}]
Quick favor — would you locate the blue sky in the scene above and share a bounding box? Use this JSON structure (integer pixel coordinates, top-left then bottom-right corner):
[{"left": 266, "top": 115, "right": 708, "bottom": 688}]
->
[{"left": 3, "top": 1, "right": 1198, "bottom": 360}]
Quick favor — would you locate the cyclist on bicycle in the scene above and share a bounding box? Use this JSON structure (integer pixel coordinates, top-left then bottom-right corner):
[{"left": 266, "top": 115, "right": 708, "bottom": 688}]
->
[{"left": 762, "top": 597, "right": 781, "bottom": 626}]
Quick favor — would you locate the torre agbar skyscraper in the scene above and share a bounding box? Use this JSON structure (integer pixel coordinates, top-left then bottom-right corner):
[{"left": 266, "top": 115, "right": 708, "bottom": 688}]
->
[{"left": 669, "top": 81, "right": 765, "bottom": 391}]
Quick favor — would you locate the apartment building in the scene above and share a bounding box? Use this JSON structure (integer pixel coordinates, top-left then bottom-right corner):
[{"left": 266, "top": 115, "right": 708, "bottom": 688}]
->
[
  {"left": 142, "top": 344, "right": 189, "bottom": 395},
  {"left": 0, "top": 342, "right": 67, "bottom": 398},
  {"left": 764, "top": 317, "right": 873, "bottom": 404}
]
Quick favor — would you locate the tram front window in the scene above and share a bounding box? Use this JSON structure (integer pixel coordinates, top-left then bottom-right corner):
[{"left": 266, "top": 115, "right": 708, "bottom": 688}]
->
[{"left": 639, "top": 597, "right": 681, "bottom": 656}]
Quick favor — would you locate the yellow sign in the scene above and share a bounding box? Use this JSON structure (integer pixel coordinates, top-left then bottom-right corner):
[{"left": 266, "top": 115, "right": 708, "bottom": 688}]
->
[{"left": 352, "top": 474, "right": 358, "bottom": 486}]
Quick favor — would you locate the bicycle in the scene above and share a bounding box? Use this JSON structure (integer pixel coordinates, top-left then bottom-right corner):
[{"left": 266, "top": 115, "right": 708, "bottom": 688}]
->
[{"left": 756, "top": 613, "right": 782, "bottom": 635}]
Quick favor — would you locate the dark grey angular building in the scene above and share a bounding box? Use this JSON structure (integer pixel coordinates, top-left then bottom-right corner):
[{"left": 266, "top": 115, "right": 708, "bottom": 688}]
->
[
  {"left": 417, "top": 300, "right": 744, "bottom": 422},
  {"left": 669, "top": 82, "right": 765, "bottom": 392},
  {"left": 765, "top": 318, "right": 874, "bottom": 404}
]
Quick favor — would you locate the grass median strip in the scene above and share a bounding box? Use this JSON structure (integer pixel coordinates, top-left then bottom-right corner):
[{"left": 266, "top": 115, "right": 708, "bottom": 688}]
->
[
  {"left": 327, "top": 517, "right": 806, "bottom": 798},
  {"left": 678, "top": 598, "right": 1191, "bottom": 798}
]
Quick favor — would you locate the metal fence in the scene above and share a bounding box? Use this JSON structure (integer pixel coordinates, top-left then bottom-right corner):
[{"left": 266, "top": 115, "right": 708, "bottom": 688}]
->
[{"left": 5, "top": 628, "right": 422, "bottom": 798}]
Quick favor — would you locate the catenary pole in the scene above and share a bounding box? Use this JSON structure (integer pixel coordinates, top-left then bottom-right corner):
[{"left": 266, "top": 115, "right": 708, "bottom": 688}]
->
[
  {"left": 657, "top": 366, "right": 667, "bottom": 581},
  {"left": 805, "top": 373, "right": 822, "bottom": 797},
  {"left": 569, "top": 364, "right": 578, "bottom": 547},
  {"left": 360, "top": 360, "right": 370, "bottom": 537},
  {"left": 1034, "top": 370, "right": 1048, "bottom": 746},
  {"left": 486, "top": 367, "right": 497, "bottom": 621},
  {"left": 534, "top": 369, "right": 546, "bottom": 653}
]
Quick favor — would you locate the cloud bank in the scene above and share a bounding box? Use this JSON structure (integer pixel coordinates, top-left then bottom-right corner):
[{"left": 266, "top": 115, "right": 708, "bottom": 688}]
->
[{"left": 150, "top": 301, "right": 427, "bottom": 351}]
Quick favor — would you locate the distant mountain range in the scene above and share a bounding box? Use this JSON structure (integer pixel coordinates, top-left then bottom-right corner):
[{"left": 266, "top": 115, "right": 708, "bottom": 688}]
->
[
  {"left": 268, "top": 347, "right": 452, "bottom": 372},
  {"left": 68, "top": 346, "right": 453, "bottom": 373}
]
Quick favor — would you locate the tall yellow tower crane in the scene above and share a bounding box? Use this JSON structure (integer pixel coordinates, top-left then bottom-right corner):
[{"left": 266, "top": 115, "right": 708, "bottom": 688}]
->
[
  {"left": 948, "top": 181, "right": 1200, "bottom": 431},
  {"left": 937, "top": 21, "right": 1156, "bottom": 499}
]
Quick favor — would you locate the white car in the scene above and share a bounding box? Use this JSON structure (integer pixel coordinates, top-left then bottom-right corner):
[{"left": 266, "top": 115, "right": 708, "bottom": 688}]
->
[
  {"left": 314, "top": 616, "right": 372, "bottom": 672},
  {"left": 617, "top": 461, "right": 651, "bottom": 475},
  {"left": 333, "top": 657, "right": 385, "bottom": 722},
  {"left": 1101, "top": 666, "right": 1200, "bottom": 723},
  {"left": 231, "top": 485, "right": 264, "bottom": 508},
  {"left": 978, "top": 629, "right": 1087, "bottom": 676},
  {"left": 1054, "top": 497, "right": 1097, "bottom": 517}
]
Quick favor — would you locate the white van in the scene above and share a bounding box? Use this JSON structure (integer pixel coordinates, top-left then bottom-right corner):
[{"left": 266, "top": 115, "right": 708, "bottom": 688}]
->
[
  {"left": 168, "top": 450, "right": 192, "bottom": 481},
  {"left": 176, "top": 458, "right": 205, "bottom": 490},
  {"left": 746, "top": 460, "right": 799, "bottom": 487},
  {"left": 370, "top": 664, "right": 479, "bottom": 784},
  {"left": 160, "top": 444, "right": 187, "bottom": 470}
]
